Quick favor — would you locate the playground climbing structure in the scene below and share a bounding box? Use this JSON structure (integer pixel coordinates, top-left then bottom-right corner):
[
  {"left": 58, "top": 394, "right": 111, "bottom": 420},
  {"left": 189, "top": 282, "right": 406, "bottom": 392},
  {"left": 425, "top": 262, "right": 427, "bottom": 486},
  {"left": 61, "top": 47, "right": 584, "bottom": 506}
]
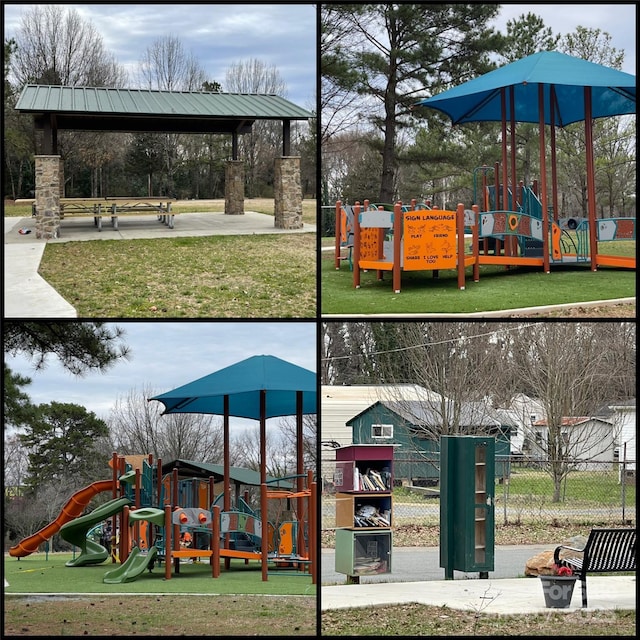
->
[{"left": 8, "top": 452, "right": 317, "bottom": 585}]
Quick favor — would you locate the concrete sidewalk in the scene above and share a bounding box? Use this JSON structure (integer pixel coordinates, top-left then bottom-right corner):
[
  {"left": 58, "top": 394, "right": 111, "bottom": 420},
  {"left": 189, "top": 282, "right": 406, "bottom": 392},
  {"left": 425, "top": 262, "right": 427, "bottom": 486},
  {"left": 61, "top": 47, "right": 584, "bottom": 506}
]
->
[
  {"left": 321, "top": 545, "right": 552, "bottom": 585},
  {"left": 321, "top": 575, "right": 636, "bottom": 614},
  {"left": 321, "top": 546, "right": 636, "bottom": 614},
  {"left": 4, "top": 212, "right": 316, "bottom": 318}
]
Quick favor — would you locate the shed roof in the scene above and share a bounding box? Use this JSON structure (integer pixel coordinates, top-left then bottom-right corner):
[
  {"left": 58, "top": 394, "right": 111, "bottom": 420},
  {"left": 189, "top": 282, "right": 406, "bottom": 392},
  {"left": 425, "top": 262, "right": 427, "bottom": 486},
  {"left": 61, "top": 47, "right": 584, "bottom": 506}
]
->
[
  {"left": 15, "top": 84, "right": 313, "bottom": 136},
  {"left": 346, "top": 400, "right": 507, "bottom": 430}
]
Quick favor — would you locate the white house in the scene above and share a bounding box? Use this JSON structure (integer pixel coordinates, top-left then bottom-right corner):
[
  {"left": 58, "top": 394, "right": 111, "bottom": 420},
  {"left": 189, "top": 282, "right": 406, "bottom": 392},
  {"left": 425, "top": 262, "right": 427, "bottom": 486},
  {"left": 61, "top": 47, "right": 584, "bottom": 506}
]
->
[
  {"left": 529, "top": 416, "right": 617, "bottom": 469},
  {"left": 598, "top": 399, "right": 636, "bottom": 480},
  {"left": 501, "top": 393, "right": 547, "bottom": 454}
]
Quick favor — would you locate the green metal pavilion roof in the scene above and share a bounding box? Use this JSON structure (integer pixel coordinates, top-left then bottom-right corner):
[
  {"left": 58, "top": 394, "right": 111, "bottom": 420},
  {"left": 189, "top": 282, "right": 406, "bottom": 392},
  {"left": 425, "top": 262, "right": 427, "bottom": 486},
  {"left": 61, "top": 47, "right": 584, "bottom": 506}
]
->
[{"left": 15, "top": 84, "right": 313, "bottom": 136}]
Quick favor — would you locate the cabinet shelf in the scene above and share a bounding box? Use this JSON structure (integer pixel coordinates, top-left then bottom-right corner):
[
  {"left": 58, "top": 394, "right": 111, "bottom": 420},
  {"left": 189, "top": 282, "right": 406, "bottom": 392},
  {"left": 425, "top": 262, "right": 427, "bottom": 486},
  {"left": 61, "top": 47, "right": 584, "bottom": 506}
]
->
[
  {"left": 335, "top": 529, "right": 392, "bottom": 576},
  {"left": 336, "top": 492, "right": 392, "bottom": 529},
  {"left": 335, "top": 445, "right": 394, "bottom": 578}
]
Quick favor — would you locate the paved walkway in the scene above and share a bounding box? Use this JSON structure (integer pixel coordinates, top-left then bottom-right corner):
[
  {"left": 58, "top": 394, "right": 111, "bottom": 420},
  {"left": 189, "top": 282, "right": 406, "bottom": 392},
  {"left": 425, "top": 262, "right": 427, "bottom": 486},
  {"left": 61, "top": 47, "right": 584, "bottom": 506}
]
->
[
  {"left": 321, "top": 545, "right": 636, "bottom": 614},
  {"left": 4, "top": 212, "right": 316, "bottom": 318},
  {"left": 322, "top": 575, "right": 635, "bottom": 614}
]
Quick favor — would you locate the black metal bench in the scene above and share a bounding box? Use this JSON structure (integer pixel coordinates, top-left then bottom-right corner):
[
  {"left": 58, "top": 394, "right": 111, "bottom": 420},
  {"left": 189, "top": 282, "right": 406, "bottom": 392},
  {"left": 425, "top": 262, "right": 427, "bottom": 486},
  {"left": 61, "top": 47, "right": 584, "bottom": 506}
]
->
[{"left": 554, "top": 527, "right": 636, "bottom": 607}]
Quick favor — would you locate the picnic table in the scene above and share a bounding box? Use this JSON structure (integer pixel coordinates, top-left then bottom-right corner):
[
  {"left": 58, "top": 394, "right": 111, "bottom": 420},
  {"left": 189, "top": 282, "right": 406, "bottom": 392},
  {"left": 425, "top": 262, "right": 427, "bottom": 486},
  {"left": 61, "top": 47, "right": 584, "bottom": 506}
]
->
[{"left": 32, "top": 197, "right": 176, "bottom": 231}]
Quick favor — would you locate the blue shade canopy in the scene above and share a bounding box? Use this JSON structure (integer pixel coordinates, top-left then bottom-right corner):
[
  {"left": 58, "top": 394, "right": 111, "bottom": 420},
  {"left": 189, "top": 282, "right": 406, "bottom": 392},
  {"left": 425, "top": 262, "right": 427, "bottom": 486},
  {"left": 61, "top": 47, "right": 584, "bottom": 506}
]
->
[
  {"left": 417, "top": 51, "right": 636, "bottom": 127},
  {"left": 149, "top": 355, "right": 317, "bottom": 420}
]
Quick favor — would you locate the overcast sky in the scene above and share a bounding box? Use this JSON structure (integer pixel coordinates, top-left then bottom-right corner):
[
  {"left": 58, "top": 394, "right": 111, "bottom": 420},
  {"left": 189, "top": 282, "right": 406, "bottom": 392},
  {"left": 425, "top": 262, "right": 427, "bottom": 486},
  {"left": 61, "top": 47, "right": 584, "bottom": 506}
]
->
[
  {"left": 6, "top": 321, "right": 317, "bottom": 429},
  {"left": 3, "top": 4, "right": 634, "bottom": 108},
  {"left": 2, "top": 3, "right": 317, "bottom": 109},
  {"left": 492, "top": 3, "right": 635, "bottom": 74}
]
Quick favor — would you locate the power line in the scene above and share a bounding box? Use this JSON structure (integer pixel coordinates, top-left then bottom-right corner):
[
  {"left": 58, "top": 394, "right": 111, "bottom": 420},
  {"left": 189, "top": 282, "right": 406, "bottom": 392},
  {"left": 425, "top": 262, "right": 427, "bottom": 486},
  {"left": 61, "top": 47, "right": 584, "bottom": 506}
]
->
[{"left": 321, "top": 322, "right": 539, "bottom": 362}]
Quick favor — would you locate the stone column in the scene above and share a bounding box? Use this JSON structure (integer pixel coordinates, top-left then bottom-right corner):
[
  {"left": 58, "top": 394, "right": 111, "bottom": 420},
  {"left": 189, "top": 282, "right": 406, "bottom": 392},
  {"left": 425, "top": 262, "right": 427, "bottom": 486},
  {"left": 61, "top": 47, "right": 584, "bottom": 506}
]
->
[
  {"left": 274, "top": 156, "right": 303, "bottom": 229},
  {"left": 35, "top": 155, "right": 62, "bottom": 239},
  {"left": 225, "top": 160, "right": 245, "bottom": 215}
]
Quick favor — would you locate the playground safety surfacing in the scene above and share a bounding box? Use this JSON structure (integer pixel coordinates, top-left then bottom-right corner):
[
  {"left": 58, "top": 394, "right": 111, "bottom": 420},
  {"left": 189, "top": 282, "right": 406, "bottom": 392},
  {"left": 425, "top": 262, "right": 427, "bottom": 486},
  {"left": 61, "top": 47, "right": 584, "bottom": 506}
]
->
[{"left": 4, "top": 553, "right": 315, "bottom": 597}]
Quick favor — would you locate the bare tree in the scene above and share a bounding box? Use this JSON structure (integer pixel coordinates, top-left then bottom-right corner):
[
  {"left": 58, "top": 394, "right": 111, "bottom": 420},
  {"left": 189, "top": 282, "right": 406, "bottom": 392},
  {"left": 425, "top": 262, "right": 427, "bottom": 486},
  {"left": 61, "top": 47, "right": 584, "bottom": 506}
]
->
[
  {"left": 230, "top": 427, "right": 281, "bottom": 478},
  {"left": 108, "top": 384, "right": 223, "bottom": 462},
  {"left": 225, "top": 58, "right": 289, "bottom": 197},
  {"left": 275, "top": 414, "right": 317, "bottom": 474},
  {"left": 230, "top": 415, "right": 316, "bottom": 480},
  {"left": 319, "top": 5, "right": 367, "bottom": 145},
  {"left": 4, "top": 471, "right": 82, "bottom": 551},
  {"left": 3, "top": 433, "right": 29, "bottom": 489},
  {"left": 138, "top": 34, "right": 207, "bottom": 91},
  {"left": 507, "top": 322, "right": 634, "bottom": 501},
  {"left": 372, "top": 322, "right": 515, "bottom": 438},
  {"left": 10, "top": 5, "right": 127, "bottom": 87},
  {"left": 9, "top": 5, "right": 129, "bottom": 192},
  {"left": 137, "top": 35, "right": 209, "bottom": 196}
]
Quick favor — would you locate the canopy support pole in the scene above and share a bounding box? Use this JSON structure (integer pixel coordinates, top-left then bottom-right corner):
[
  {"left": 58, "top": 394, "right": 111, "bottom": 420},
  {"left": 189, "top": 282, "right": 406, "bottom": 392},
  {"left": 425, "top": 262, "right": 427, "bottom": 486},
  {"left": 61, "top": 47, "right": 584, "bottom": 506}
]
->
[
  {"left": 260, "top": 390, "right": 268, "bottom": 581},
  {"left": 223, "top": 395, "right": 231, "bottom": 570},
  {"left": 538, "top": 85, "right": 550, "bottom": 273},
  {"left": 550, "top": 86, "right": 559, "bottom": 223},
  {"left": 584, "top": 86, "right": 598, "bottom": 271}
]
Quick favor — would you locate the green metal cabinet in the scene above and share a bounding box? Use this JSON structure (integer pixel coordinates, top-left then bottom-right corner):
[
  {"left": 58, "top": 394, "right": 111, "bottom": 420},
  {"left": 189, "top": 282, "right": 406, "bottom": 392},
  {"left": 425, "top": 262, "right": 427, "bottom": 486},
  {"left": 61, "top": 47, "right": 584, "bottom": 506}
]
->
[{"left": 440, "top": 435, "right": 495, "bottom": 579}]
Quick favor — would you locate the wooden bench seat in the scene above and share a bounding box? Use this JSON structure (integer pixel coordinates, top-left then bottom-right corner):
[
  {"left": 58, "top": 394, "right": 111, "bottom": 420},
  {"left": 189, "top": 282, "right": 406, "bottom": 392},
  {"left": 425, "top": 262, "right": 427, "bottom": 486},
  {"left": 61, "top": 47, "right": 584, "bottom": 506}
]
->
[{"left": 554, "top": 527, "right": 636, "bottom": 607}]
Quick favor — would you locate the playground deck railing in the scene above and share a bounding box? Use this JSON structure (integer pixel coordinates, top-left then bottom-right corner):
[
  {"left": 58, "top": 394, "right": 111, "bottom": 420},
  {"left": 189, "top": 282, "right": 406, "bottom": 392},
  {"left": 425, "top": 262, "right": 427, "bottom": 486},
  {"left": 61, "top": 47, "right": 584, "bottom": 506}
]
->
[{"left": 336, "top": 199, "right": 635, "bottom": 292}]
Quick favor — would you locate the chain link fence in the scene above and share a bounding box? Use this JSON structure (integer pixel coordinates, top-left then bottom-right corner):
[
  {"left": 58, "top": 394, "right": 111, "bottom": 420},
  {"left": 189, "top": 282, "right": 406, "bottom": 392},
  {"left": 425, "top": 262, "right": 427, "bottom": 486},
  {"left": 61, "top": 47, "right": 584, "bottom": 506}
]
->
[{"left": 321, "top": 456, "right": 636, "bottom": 530}]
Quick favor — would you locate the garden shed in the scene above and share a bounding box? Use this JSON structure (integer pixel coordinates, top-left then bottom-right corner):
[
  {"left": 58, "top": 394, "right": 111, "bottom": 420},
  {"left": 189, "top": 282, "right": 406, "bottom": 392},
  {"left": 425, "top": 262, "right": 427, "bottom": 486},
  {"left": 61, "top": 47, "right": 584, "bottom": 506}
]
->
[{"left": 345, "top": 400, "right": 513, "bottom": 485}]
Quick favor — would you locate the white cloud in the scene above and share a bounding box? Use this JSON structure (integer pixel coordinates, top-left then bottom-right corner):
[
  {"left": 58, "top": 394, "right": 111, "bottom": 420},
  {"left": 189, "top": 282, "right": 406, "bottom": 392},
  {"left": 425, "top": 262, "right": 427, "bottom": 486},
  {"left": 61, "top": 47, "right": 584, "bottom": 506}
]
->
[
  {"left": 492, "top": 4, "right": 635, "bottom": 74},
  {"left": 5, "top": 321, "right": 317, "bottom": 422},
  {"left": 3, "top": 3, "right": 316, "bottom": 105}
]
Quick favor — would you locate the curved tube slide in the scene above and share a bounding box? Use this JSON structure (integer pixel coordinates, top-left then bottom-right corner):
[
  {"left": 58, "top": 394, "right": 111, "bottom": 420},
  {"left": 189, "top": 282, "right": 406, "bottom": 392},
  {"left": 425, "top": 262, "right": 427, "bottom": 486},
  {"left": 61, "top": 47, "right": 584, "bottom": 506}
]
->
[
  {"left": 61, "top": 496, "right": 132, "bottom": 567},
  {"left": 9, "top": 480, "right": 115, "bottom": 558}
]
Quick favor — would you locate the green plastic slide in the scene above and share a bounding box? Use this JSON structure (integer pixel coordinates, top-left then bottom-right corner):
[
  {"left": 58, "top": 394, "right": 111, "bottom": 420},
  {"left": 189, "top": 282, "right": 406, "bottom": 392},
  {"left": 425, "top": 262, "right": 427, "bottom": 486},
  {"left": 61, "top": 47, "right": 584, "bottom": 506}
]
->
[
  {"left": 60, "top": 496, "right": 132, "bottom": 567},
  {"left": 103, "top": 546, "right": 159, "bottom": 584}
]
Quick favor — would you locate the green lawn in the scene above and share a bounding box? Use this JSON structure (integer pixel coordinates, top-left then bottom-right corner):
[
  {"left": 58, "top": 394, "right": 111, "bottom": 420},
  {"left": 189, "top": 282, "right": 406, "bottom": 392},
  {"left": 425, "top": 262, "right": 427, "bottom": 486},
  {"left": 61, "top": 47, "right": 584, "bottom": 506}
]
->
[
  {"left": 4, "top": 552, "right": 315, "bottom": 596},
  {"left": 505, "top": 469, "right": 635, "bottom": 506},
  {"left": 40, "top": 234, "right": 316, "bottom": 317},
  {"left": 6, "top": 199, "right": 318, "bottom": 318},
  {"left": 4, "top": 553, "right": 316, "bottom": 635},
  {"left": 321, "top": 243, "right": 635, "bottom": 315}
]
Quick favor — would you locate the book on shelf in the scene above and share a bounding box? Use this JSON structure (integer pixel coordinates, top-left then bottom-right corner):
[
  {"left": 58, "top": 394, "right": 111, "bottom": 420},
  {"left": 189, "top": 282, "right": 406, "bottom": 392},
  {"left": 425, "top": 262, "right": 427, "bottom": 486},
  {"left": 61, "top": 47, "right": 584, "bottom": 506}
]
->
[
  {"left": 353, "top": 466, "right": 360, "bottom": 491},
  {"left": 368, "top": 470, "right": 387, "bottom": 490}
]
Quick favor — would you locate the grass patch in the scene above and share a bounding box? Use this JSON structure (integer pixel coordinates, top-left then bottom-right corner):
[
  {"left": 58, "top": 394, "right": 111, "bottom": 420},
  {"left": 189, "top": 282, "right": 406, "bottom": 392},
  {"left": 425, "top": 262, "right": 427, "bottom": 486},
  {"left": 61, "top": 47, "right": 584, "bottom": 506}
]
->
[
  {"left": 39, "top": 234, "right": 316, "bottom": 317},
  {"left": 4, "top": 552, "right": 316, "bottom": 635},
  {"left": 6, "top": 198, "right": 317, "bottom": 318},
  {"left": 506, "top": 469, "right": 635, "bottom": 507},
  {"left": 321, "top": 603, "right": 635, "bottom": 636},
  {"left": 4, "top": 553, "right": 315, "bottom": 596},
  {"left": 4, "top": 594, "right": 316, "bottom": 636},
  {"left": 321, "top": 247, "right": 635, "bottom": 315}
]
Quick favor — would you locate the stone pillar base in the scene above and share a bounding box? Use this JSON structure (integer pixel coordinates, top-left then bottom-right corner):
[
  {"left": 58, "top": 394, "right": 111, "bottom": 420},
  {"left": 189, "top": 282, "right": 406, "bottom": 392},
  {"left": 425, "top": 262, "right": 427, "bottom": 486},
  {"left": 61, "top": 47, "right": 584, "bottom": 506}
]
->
[
  {"left": 225, "top": 160, "right": 245, "bottom": 215},
  {"left": 35, "top": 155, "right": 62, "bottom": 239},
  {"left": 274, "top": 156, "right": 303, "bottom": 229}
]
